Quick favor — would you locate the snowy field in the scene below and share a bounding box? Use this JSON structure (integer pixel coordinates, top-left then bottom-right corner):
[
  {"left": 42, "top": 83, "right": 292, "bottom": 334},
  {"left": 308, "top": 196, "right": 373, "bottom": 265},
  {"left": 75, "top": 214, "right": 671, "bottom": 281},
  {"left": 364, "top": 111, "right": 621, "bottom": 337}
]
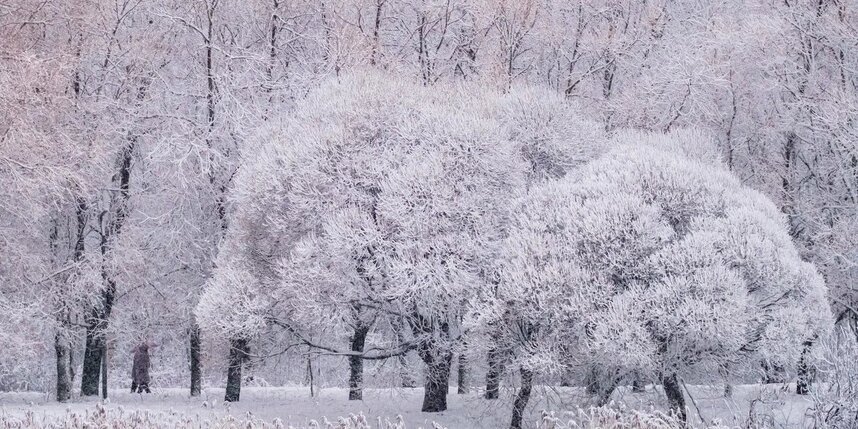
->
[{"left": 0, "top": 384, "right": 816, "bottom": 428}]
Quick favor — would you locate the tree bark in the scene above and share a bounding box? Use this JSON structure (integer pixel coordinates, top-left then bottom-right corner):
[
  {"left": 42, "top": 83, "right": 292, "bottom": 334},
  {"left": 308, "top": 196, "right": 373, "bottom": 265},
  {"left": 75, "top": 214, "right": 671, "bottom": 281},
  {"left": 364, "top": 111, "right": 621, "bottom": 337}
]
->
[
  {"left": 55, "top": 331, "right": 72, "bottom": 402},
  {"left": 225, "top": 338, "right": 248, "bottom": 402},
  {"left": 457, "top": 351, "right": 468, "bottom": 394},
  {"left": 413, "top": 317, "right": 452, "bottom": 412},
  {"left": 348, "top": 324, "right": 369, "bottom": 400},
  {"left": 101, "top": 347, "right": 108, "bottom": 399},
  {"left": 80, "top": 321, "right": 104, "bottom": 396},
  {"left": 510, "top": 368, "right": 534, "bottom": 429},
  {"left": 421, "top": 352, "right": 452, "bottom": 412},
  {"left": 796, "top": 339, "right": 813, "bottom": 395},
  {"left": 485, "top": 347, "right": 503, "bottom": 399},
  {"left": 190, "top": 322, "right": 202, "bottom": 397},
  {"left": 662, "top": 373, "right": 687, "bottom": 424}
]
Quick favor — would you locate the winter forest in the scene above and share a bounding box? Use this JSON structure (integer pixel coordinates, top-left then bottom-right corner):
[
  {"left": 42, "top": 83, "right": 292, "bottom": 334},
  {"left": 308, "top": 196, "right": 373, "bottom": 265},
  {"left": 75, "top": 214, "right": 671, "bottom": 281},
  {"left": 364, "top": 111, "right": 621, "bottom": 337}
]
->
[{"left": 1, "top": 0, "right": 857, "bottom": 428}]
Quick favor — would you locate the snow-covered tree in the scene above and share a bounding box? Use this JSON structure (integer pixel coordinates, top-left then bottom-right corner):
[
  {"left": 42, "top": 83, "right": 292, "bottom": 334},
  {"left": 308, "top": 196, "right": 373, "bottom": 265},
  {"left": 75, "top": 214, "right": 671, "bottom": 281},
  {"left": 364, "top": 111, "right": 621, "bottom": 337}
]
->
[
  {"left": 495, "top": 129, "right": 832, "bottom": 426},
  {"left": 197, "top": 71, "right": 601, "bottom": 410}
]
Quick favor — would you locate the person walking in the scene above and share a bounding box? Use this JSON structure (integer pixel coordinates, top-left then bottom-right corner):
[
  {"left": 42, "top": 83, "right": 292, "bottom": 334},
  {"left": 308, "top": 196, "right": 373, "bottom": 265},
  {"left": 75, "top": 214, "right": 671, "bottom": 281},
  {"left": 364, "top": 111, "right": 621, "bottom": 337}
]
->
[{"left": 131, "top": 341, "right": 155, "bottom": 393}]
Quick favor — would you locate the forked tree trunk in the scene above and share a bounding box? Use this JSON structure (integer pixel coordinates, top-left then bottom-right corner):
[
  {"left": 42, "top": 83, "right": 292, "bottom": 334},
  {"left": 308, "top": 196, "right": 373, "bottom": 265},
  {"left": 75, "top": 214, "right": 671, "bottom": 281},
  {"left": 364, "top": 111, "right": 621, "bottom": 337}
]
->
[
  {"left": 348, "top": 324, "right": 369, "bottom": 400},
  {"left": 190, "top": 323, "right": 202, "bottom": 397},
  {"left": 225, "top": 338, "right": 248, "bottom": 402},
  {"left": 485, "top": 347, "right": 503, "bottom": 399},
  {"left": 510, "top": 368, "right": 534, "bottom": 429},
  {"left": 55, "top": 332, "right": 72, "bottom": 402},
  {"left": 662, "top": 373, "right": 687, "bottom": 424}
]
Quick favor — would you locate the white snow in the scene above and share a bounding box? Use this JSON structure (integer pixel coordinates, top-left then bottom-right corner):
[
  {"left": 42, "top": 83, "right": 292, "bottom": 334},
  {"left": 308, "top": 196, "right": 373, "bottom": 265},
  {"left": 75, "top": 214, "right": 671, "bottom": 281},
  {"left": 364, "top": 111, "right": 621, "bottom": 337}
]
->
[{"left": 0, "top": 384, "right": 816, "bottom": 428}]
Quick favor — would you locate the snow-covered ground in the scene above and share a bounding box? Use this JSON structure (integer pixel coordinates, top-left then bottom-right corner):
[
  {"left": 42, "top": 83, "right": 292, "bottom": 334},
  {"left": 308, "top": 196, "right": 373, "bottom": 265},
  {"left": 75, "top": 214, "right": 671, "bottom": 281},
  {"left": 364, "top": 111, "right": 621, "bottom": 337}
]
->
[{"left": 0, "top": 384, "right": 816, "bottom": 428}]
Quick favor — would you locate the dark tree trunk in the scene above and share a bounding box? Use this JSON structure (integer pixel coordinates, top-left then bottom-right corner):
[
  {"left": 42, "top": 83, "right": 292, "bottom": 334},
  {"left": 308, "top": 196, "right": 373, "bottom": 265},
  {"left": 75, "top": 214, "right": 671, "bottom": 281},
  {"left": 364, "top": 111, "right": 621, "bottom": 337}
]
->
[
  {"left": 796, "top": 339, "right": 814, "bottom": 395},
  {"left": 485, "top": 347, "right": 503, "bottom": 399},
  {"left": 348, "top": 324, "right": 369, "bottom": 401},
  {"left": 457, "top": 352, "right": 468, "bottom": 394},
  {"left": 225, "top": 338, "right": 248, "bottom": 402},
  {"left": 101, "top": 347, "right": 108, "bottom": 399},
  {"left": 510, "top": 368, "right": 534, "bottom": 429},
  {"left": 662, "top": 373, "right": 687, "bottom": 424},
  {"left": 421, "top": 352, "right": 452, "bottom": 413},
  {"left": 80, "top": 323, "right": 104, "bottom": 396},
  {"left": 55, "top": 332, "right": 72, "bottom": 402},
  {"left": 81, "top": 143, "right": 131, "bottom": 397},
  {"left": 190, "top": 323, "right": 202, "bottom": 397},
  {"left": 412, "top": 317, "right": 452, "bottom": 412}
]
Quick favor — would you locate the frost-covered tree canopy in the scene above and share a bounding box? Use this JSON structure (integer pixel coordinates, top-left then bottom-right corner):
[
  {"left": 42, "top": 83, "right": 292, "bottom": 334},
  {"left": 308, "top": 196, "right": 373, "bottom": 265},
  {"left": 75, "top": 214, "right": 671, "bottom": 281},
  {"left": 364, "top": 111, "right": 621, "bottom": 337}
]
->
[
  {"left": 197, "top": 71, "right": 602, "bottom": 410},
  {"left": 2, "top": 1, "right": 856, "bottom": 426},
  {"left": 496, "top": 131, "right": 832, "bottom": 394}
]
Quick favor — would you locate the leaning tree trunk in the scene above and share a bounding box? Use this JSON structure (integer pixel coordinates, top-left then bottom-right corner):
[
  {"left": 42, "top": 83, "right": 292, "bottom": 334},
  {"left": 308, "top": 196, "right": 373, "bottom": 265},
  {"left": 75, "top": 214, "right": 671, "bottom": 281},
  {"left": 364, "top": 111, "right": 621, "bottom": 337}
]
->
[
  {"left": 662, "top": 373, "right": 687, "bottom": 424},
  {"left": 457, "top": 351, "right": 468, "bottom": 394},
  {"left": 510, "top": 368, "right": 534, "bottom": 429},
  {"left": 55, "top": 331, "right": 72, "bottom": 402},
  {"left": 485, "top": 347, "right": 503, "bottom": 399},
  {"left": 348, "top": 324, "right": 369, "bottom": 400},
  {"left": 225, "top": 338, "right": 249, "bottom": 402},
  {"left": 190, "top": 322, "right": 202, "bottom": 397},
  {"left": 796, "top": 339, "right": 814, "bottom": 395}
]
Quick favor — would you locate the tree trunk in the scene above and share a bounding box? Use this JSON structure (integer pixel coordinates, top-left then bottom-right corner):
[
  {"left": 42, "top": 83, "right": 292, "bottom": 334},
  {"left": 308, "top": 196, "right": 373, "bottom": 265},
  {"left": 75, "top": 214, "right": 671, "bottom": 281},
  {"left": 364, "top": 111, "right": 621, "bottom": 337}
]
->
[
  {"left": 457, "top": 352, "right": 468, "bottom": 394},
  {"left": 190, "top": 322, "right": 202, "bottom": 397},
  {"left": 348, "top": 324, "right": 369, "bottom": 400},
  {"left": 101, "top": 347, "right": 108, "bottom": 399},
  {"left": 796, "top": 339, "right": 813, "bottom": 395},
  {"left": 80, "top": 323, "right": 104, "bottom": 396},
  {"left": 662, "top": 373, "right": 687, "bottom": 424},
  {"left": 510, "top": 368, "right": 534, "bottom": 429},
  {"left": 421, "top": 351, "right": 452, "bottom": 412},
  {"left": 413, "top": 317, "right": 453, "bottom": 412},
  {"left": 485, "top": 347, "right": 503, "bottom": 399},
  {"left": 225, "top": 338, "right": 248, "bottom": 402},
  {"left": 55, "top": 332, "right": 72, "bottom": 402}
]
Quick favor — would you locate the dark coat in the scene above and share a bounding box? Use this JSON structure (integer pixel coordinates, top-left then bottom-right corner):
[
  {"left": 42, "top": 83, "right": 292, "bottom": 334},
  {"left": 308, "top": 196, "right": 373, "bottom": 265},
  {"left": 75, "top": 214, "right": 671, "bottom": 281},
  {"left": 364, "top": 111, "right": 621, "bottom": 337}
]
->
[{"left": 132, "top": 344, "right": 151, "bottom": 384}]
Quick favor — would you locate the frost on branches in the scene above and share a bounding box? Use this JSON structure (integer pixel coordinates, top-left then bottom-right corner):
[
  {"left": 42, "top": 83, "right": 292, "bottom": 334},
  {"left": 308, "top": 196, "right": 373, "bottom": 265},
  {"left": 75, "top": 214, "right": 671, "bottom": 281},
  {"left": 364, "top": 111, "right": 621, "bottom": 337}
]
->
[
  {"left": 494, "top": 130, "right": 832, "bottom": 425},
  {"left": 196, "top": 72, "right": 601, "bottom": 411}
]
